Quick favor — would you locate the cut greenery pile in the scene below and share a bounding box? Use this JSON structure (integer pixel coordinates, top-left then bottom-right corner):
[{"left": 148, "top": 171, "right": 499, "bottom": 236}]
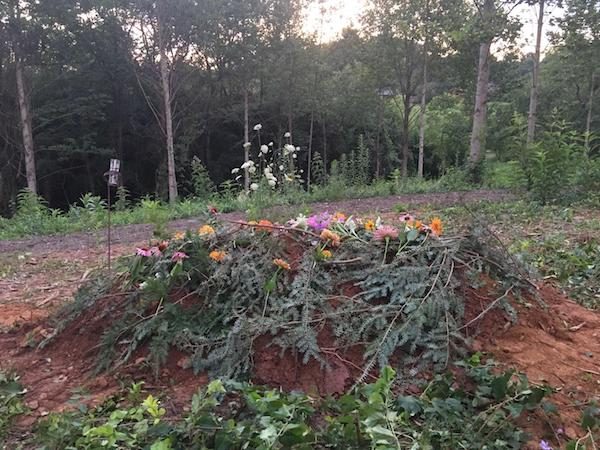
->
[{"left": 44, "top": 210, "right": 528, "bottom": 383}]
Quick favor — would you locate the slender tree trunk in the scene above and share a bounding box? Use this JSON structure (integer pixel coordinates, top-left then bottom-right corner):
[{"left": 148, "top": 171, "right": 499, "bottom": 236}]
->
[
  {"left": 585, "top": 72, "right": 595, "bottom": 150},
  {"left": 307, "top": 110, "right": 314, "bottom": 190},
  {"left": 375, "top": 96, "right": 384, "bottom": 178},
  {"left": 417, "top": 45, "right": 428, "bottom": 178},
  {"left": 157, "top": 11, "right": 178, "bottom": 203},
  {"left": 527, "top": 0, "right": 545, "bottom": 145},
  {"left": 469, "top": 40, "right": 492, "bottom": 168},
  {"left": 401, "top": 94, "right": 411, "bottom": 178},
  {"left": 322, "top": 120, "right": 327, "bottom": 181},
  {"left": 14, "top": 46, "right": 36, "bottom": 194},
  {"left": 243, "top": 88, "right": 250, "bottom": 191}
]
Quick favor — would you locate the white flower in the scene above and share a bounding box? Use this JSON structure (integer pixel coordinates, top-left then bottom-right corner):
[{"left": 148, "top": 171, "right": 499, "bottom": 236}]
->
[
  {"left": 235, "top": 175, "right": 242, "bottom": 181},
  {"left": 292, "top": 153, "right": 297, "bottom": 159},
  {"left": 268, "top": 142, "right": 274, "bottom": 147},
  {"left": 289, "top": 214, "right": 308, "bottom": 229},
  {"left": 261, "top": 145, "right": 269, "bottom": 154},
  {"left": 268, "top": 179, "right": 277, "bottom": 187},
  {"left": 284, "top": 174, "right": 294, "bottom": 182},
  {"left": 300, "top": 169, "right": 304, "bottom": 173},
  {"left": 139, "top": 281, "right": 148, "bottom": 290},
  {"left": 231, "top": 168, "right": 240, "bottom": 174},
  {"left": 295, "top": 146, "right": 300, "bottom": 152},
  {"left": 253, "top": 124, "right": 262, "bottom": 131},
  {"left": 279, "top": 165, "right": 285, "bottom": 171},
  {"left": 250, "top": 183, "right": 259, "bottom": 191},
  {"left": 240, "top": 160, "right": 255, "bottom": 170},
  {"left": 243, "top": 142, "right": 251, "bottom": 148},
  {"left": 248, "top": 166, "right": 257, "bottom": 174},
  {"left": 375, "top": 217, "right": 383, "bottom": 229},
  {"left": 284, "top": 132, "right": 291, "bottom": 138},
  {"left": 345, "top": 218, "right": 357, "bottom": 232},
  {"left": 264, "top": 167, "right": 272, "bottom": 175},
  {"left": 283, "top": 144, "right": 295, "bottom": 156}
]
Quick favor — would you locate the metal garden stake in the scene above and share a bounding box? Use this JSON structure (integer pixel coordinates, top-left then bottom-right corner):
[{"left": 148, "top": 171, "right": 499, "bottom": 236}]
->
[{"left": 104, "top": 159, "right": 121, "bottom": 272}]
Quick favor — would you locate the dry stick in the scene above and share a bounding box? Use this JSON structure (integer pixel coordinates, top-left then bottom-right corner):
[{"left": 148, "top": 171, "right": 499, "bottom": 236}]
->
[
  {"left": 458, "top": 284, "right": 515, "bottom": 331},
  {"left": 461, "top": 202, "right": 538, "bottom": 289},
  {"left": 221, "top": 218, "right": 322, "bottom": 239}
]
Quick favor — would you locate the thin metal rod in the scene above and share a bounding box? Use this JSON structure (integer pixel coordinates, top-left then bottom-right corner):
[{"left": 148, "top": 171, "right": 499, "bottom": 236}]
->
[{"left": 107, "top": 182, "right": 112, "bottom": 272}]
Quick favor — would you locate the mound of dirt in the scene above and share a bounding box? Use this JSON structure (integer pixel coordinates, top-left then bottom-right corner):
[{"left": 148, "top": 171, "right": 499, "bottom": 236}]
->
[{"left": 1, "top": 276, "right": 598, "bottom": 443}]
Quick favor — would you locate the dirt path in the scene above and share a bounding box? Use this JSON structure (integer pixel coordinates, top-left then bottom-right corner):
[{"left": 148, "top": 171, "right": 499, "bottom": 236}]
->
[{"left": 0, "top": 189, "right": 516, "bottom": 255}]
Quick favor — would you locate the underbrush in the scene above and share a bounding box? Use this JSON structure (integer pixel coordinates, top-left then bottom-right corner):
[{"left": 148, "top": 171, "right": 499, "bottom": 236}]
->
[
  {"left": 0, "top": 372, "right": 26, "bottom": 443},
  {"left": 0, "top": 172, "right": 481, "bottom": 240},
  {"left": 31, "top": 361, "right": 554, "bottom": 450},
  {"left": 512, "top": 237, "right": 600, "bottom": 309}
]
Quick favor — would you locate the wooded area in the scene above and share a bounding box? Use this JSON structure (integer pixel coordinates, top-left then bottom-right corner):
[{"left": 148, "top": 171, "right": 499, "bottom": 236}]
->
[{"left": 0, "top": 0, "right": 598, "bottom": 212}]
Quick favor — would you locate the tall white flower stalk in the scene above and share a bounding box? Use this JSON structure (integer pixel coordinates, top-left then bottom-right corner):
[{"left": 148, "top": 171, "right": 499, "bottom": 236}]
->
[{"left": 231, "top": 129, "right": 302, "bottom": 195}]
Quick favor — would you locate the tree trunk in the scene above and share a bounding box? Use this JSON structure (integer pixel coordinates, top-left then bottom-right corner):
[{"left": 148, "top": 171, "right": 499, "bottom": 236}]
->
[
  {"left": 375, "top": 96, "right": 384, "bottom": 178},
  {"left": 401, "top": 94, "right": 411, "bottom": 178},
  {"left": 469, "top": 40, "right": 492, "bottom": 167},
  {"left": 243, "top": 88, "right": 250, "bottom": 191},
  {"left": 322, "top": 120, "right": 327, "bottom": 181},
  {"left": 527, "top": 0, "right": 545, "bottom": 145},
  {"left": 585, "top": 72, "right": 595, "bottom": 150},
  {"left": 417, "top": 46, "right": 428, "bottom": 178},
  {"left": 157, "top": 11, "right": 178, "bottom": 203},
  {"left": 14, "top": 45, "right": 36, "bottom": 194},
  {"left": 307, "top": 110, "right": 314, "bottom": 190}
]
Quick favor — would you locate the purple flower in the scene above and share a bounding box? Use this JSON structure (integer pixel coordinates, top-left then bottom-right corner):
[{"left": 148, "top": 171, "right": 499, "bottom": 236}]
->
[
  {"left": 306, "top": 212, "right": 331, "bottom": 232},
  {"left": 540, "top": 440, "right": 552, "bottom": 450},
  {"left": 171, "top": 251, "right": 189, "bottom": 263}
]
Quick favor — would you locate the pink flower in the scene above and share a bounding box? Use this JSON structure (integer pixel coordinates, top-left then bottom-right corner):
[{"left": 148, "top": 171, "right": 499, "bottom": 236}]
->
[
  {"left": 307, "top": 212, "right": 331, "bottom": 231},
  {"left": 150, "top": 247, "right": 162, "bottom": 256},
  {"left": 373, "top": 225, "right": 399, "bottom": 241},
  {"left": 136, "top": 248, "right": 152, "bottom": 257},
  {"left": 399, "top": 214, "right": 415, "bottom": 223},
  {"left": 172, "top": 251, "right": 189, "bottom": 263}
]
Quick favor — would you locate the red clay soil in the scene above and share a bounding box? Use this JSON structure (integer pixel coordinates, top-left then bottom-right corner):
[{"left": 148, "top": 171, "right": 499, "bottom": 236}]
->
[
  {"left": 465, "top": 281, "right": 600, "bottom": 440},
  {"left": 0, "top": 277, "right": 598, "bottom": 443}
]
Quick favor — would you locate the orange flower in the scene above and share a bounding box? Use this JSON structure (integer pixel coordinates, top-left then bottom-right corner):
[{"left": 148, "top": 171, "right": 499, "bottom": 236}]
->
[
  {"left": 430, "top": 217, "right": 443, "bottom": 236},
  {"left": 209, "top": 250, "right": 226, "bottom": 262},
  {"left": 273, "top": 258, "right": 291, "bottom": 271},
  {"left": 364, "top": 220, "right": 376, "bottom": 232},
  {"left": 320, "top": 229, "right": 341, "bottom": 247},
  {"left": 256, "top": 219, "right": 274, "bottom": 233},
  {"left": 198, "top": 225, "right": 216, "bottom": 237},
  {"left": 332, "top": 212, "right": 347, "bottom": 223},
  {"left": 173, "top": 231, "right": 186, "bottom": 240},
  {"left": 408, "top": 220, "right": 423, "bottom": 230},
  {"left": 158, "top": 240, "right": 169, "bottom": 252}
]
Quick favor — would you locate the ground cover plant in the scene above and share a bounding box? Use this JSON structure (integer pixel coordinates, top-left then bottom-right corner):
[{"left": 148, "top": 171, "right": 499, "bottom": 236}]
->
[{"left": 30, "top": 362, "right": 554, "bottom": 450}]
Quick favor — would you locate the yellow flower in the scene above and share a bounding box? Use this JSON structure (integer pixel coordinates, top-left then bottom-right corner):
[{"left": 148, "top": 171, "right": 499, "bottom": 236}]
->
[
  {"left": 198, "top": 225, "right": 216, "bottom": 237},
  {"left": 173, "top": 231, "right": 186, "bottom": 240},
  {"left": 320, "top": 229, "right": 341, "bottom": 247},
  {"left": 273, "top": 258, "right": 291, "bottom": 271},
  {"left": 209, "top": 250, "right": 226, "bottom": 262},
  {"left": 364, "top": 220, "right": 376, "bottom": 232},
  {"left": 430, "top": 217, "right": 443, "bottom": 236},
  {"left": 321, "top": 249, "right": 333, "bottom": 259}
]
